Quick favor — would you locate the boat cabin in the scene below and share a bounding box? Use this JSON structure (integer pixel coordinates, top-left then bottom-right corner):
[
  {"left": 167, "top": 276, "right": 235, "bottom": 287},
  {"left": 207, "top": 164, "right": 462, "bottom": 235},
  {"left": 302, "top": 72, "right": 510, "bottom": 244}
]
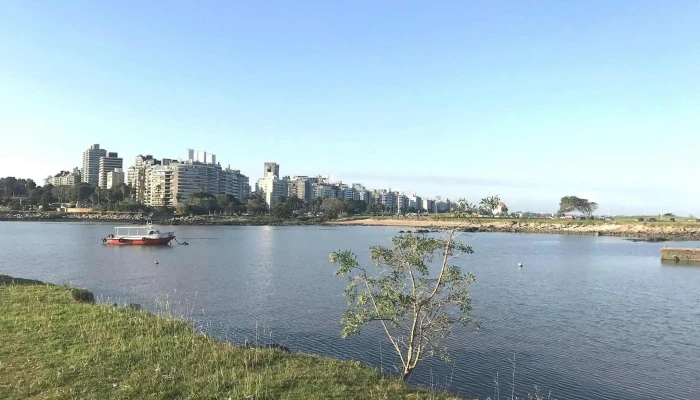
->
[{"left": 114, "top": 226, "right": 166, "bottom": 239}]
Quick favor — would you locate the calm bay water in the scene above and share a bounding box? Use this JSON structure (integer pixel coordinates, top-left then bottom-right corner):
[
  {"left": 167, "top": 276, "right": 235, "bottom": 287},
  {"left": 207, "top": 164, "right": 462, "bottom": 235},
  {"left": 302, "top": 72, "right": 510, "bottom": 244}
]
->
[{"left": 1, "top": 222, "right": 699, "bottom": 399}]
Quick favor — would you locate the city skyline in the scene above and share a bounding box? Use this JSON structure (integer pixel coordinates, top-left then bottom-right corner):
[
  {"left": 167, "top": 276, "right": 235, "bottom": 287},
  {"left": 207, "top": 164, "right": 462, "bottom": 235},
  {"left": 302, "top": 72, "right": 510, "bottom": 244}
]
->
[
  {"left": 2, "top": 2, "right": 699, "bottom": 214},
  {"left": 15, "top": 139, "right": 700, "bottom": 215},
  {"left": 42, "top": 144, "right": 461, "bottom": 211}
]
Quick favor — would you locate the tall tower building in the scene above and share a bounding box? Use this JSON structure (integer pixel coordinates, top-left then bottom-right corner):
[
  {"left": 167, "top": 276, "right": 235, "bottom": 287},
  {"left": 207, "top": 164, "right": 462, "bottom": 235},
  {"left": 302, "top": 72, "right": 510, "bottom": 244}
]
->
[
  {"left": 98, "top": 152, "right": 123, "bottom": 188},
  {"left": 263, "top": 162, "right": 279, "bottom": 179},
  {"left": 82, "top": 144, "right": 106, "bottom": 186}
]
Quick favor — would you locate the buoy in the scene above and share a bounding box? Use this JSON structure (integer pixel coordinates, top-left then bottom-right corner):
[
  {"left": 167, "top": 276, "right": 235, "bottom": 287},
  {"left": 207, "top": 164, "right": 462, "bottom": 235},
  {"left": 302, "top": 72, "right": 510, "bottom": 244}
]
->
[
  {"left": 154, "top": 260, "right": 159, "bottom": 265},
  {"left": 518, "top": 263, "right": 523, "bottom": 268}
]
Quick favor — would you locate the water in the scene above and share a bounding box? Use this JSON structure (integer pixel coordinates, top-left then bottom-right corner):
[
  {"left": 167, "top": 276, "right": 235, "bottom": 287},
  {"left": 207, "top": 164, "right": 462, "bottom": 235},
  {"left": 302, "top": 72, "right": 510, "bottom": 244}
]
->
[{"left": 1, "top": 222, "right": 699, "bottom": 399}]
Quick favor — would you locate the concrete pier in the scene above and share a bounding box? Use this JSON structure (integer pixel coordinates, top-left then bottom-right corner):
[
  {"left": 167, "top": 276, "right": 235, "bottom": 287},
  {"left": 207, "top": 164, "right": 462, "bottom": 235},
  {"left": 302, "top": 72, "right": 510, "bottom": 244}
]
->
[{"left": 661, "top": 247, "right": 700, "bottom": 262}]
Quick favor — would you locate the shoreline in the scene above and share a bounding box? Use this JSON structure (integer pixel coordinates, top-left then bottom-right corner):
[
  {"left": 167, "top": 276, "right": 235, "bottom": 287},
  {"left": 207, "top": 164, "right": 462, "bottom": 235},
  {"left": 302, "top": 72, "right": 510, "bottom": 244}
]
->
[
  {"left": 328, "top": 218, "right": 700, "bottom": 242},
  {"left": 3, "top": 212, "right": 700, "bottom": 241}
]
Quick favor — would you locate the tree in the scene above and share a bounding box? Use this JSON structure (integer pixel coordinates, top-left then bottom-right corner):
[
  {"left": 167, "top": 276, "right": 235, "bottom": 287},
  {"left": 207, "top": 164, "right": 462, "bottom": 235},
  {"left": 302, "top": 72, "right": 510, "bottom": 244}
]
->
[
  {"left": 53, "top": 185, "right": 75, "bottom": 203},
  {"left": 330, "top": 231, "right": 479, "bottom": 381},
  {"left": 271, "top": 198, "right": 295, "bottom": 220},
  {"left": 1, "top": 177, "right": 17, "bottom": 197},
  {"left": 246, "top": 194, "right": 267, "bottom": 215},
  {"left": 74, "top": 184, "right": 95, "bottom": 203},
  {"left": 312, "top": 196, "right": 324, "bottom": 214},
  {"left": 345, "top": 200, "right": 368, "bottom": 215},
  {"left": 479, "top": 195, "right": 501, "bottom": 216},
  {"left": 558, "top": 196, "right": 598, "bottom": 218},
  {"left": 367, "top": 203, "right": 384, "bottom": 216},
  {"left": 285, "top": 196, "right": 305, "bottom": 213},
  {"left": 216, "top": 194, "right": 232, "bottom": 214},
  {"left": 321, "top": 198, "right": 345, "bottom": 219},
  {"left": 452, "top": 198, "right": 474, "bottom": 218}
]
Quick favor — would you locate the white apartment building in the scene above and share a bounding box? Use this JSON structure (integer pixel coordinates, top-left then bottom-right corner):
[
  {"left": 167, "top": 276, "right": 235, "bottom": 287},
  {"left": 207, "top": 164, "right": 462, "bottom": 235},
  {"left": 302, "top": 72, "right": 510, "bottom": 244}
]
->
[
  {"left": 82, "top": 144, "right": 106, "bottom": 186},
  {"left": 311, "top": 182, "right": 338, "bottom": 199},
  {"left": 255, "top": 162, "right": 288, "bottom": 208},
  {"left": 131, "top": 150, "right": 250, "bottom": 207},
  {"left": 256, "top": 177, "right": 288, "bottom": 208},
  {"left": 98, "top": 152, "right": 123, "bottom": 189},
  {"left": 127, "top": 155, "right": 162, "bottom": 204},
  {"left": 408, "top": 194, "right": 422, "bottom": 211},
  {"left": 44, "top": 168, "right": 81, "bottom": 187},
  {"left": 352, "top": 184, "right": 371, "bottom": 203},
  {"left": 106, "top": 168, "right": 125, "bottom": 189},
  {"left": 148, "top": 165, "right": 175, "bottom": 207}
]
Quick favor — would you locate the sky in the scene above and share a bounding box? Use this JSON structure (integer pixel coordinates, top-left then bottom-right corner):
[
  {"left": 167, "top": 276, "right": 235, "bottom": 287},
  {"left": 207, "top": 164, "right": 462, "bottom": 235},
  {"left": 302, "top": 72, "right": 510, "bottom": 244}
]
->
[{"left": 1, "top": 1, "right": 699, "bottom": 215}]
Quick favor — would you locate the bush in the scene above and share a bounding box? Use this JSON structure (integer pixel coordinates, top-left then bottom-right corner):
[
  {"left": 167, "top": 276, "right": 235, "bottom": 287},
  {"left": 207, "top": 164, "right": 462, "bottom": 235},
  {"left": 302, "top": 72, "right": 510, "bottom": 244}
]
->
[
  {"left": 70, "top": 288, "right": 95, "bottom": 304},
  {"left": 0, "top": 275, "right": 46, "bottom": 285}
]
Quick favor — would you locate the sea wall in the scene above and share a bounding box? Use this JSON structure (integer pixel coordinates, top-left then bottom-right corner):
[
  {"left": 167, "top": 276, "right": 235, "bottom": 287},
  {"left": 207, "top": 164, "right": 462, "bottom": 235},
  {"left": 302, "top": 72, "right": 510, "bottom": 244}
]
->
[{"left": 661, "top": 247, "right": 700, "bottom": 262}]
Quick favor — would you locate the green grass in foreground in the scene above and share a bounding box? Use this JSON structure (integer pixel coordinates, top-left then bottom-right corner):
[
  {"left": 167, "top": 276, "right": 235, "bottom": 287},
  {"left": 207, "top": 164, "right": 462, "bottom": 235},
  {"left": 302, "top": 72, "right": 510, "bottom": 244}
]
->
[{"left": 0, "top": 276, "right": 454, "bottom": 400}]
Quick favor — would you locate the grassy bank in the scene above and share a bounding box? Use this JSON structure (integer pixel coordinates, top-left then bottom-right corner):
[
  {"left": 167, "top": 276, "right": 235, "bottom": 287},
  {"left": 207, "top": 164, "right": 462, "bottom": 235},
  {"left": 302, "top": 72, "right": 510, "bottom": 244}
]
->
[{"left": 0, "top": 275, "right": 453, "bottom": 400}]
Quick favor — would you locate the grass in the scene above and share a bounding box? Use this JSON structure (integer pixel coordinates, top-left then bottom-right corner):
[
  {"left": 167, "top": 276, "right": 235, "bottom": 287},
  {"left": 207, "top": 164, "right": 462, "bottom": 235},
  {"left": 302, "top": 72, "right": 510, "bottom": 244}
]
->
[{"left": 0, "top": 275, "right": 455, "bottom": 400}]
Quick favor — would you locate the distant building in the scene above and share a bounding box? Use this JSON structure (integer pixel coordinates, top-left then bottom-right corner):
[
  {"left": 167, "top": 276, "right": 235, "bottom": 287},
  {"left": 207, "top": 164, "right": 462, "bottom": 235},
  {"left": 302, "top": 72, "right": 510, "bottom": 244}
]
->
[
  {"left": 98, "top": 152, "right": 123, "bottom": 189},
  {"left": 127, "top": 155, "right": 162, "bottom": 204},
  {"left": 44, "top": 168, "right": 81, "bottom": 187},
  {"left": 494, "top": 201, "right": 508, "bottom": 215},
  {"left": 263, "top": 162, "right": 280, "bottom": 179},
  {"left": 352, "top": 184, "right": 370, "bottom": 203},
  {"left": 106, "top": 168, "right": 125, "bottom": 189},
  {"left": 82, "top": 144, "right": 106, "bottom": 186},
  {"left": 408, "top": 194, "right": 422, "bottom": 211},
  {"left": 255, "top": 162, "right": 287, "bottom": 208},
  {"left": 288, "top": 179, "right": 309, "bottom": 201},
  {"left": 130, "top": 149, "right": 249, "bottom": 207},
  {"left": 422, "top": 198, "right": 436, "bottom": 213}
]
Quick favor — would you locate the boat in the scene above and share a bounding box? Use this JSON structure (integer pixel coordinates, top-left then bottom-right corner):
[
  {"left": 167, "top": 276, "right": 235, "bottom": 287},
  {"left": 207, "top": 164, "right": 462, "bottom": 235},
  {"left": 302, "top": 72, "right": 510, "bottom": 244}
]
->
[{"left": 102, "top": 221, "right": 175, "bottom": 245}]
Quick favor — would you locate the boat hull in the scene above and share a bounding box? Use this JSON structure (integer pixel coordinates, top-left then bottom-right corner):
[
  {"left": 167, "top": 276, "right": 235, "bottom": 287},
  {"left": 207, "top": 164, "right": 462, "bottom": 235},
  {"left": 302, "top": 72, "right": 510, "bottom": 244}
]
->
[{"left": 105, "top": 237, "right": 174, "bottom": 245}]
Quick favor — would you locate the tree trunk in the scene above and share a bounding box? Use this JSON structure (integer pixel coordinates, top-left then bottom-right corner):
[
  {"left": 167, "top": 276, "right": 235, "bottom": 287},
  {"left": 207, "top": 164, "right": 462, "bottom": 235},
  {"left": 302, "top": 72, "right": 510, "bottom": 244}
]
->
[{"left": 401, "top": 367, "right": 414, "bottom": 381}]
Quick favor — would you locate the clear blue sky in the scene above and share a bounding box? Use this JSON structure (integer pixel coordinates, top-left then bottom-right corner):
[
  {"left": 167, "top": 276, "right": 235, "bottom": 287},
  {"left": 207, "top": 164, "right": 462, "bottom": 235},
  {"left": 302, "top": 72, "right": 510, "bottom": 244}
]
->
[{"left": 1, "top": 1, "right": 699, "bottom": 214}]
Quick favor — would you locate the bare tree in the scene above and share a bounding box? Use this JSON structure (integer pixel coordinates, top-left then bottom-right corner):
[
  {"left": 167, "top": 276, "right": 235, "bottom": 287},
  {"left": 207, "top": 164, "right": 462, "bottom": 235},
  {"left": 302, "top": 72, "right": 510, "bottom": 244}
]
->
[{"left": 330, "top": 230, "right": 480, "bottom": 381}]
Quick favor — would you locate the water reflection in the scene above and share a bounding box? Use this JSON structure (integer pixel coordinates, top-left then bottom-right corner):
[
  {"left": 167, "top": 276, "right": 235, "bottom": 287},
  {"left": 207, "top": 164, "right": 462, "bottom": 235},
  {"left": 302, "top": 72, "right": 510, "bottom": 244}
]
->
[{"left": 0, "top": 223, "right": 699, "bottom": 400}]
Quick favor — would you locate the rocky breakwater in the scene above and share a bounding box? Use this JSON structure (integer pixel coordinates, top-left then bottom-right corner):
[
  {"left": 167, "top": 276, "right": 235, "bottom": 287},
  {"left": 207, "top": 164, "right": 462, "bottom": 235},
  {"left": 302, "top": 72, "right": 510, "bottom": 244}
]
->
[
  {"left": 450, "top": 221, "right": 700, "bottom": 241},
  {"left": 330, "top": 218, "right": 700, "bottom": 241},
  {"left": 0, "top": 211, "right": 148, "bottom": 223}
]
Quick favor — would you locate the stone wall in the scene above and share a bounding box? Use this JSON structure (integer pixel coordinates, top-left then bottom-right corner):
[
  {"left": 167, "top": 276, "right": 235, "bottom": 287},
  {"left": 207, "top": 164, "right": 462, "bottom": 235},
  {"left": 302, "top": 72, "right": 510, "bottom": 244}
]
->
[{"left": 661, "top": 247, "right": 700, "bottom": 262}]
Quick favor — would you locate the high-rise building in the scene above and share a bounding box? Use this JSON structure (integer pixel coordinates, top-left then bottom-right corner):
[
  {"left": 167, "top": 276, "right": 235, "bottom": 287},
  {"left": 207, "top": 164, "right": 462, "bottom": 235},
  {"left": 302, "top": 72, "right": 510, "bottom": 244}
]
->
[
  {"left": 106, "top": 168, "right": 125, "bottom": 189},
  {"left": 128, "top": 155, "right": 161, "bottom": 204},
  {"left": 288, "top": 179, "right": 309, "bottom": 201},
  {"left": 82, "top": 144, "right": 106, "bottom": 186},
  {"left": 408, "top": 194, "right": 422, "bottom": 210},
  {"left": 353, "top": 184, "right": 371, "bottom": 203},
  {"left": 256, "top": 162, "right": 286, "bottom": 208},
  {"left": 98, "top": 152, "right": 123, "bottom": 189},
  {"left": 263, "top": 162, "right": 279, "bottom": 179},
  {"left": 135, "top": 149, "right": 249, "bottom": 207},
  {"left": 422, "top": 198, "right": 436, "bottom": 214}
]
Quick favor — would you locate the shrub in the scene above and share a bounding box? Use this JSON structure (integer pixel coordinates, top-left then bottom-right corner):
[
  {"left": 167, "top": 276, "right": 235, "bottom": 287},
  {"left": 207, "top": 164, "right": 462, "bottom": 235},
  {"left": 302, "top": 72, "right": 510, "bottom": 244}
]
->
[{"left": 70, "top": 288, "right": 95, "bottom": 303}]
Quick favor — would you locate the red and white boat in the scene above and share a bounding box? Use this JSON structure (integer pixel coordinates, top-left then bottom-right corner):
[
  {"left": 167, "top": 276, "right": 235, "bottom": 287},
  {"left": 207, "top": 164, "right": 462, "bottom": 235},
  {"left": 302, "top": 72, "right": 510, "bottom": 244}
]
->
[{"left": 103, "top": 221, "right": 175, "bottom": 245}]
